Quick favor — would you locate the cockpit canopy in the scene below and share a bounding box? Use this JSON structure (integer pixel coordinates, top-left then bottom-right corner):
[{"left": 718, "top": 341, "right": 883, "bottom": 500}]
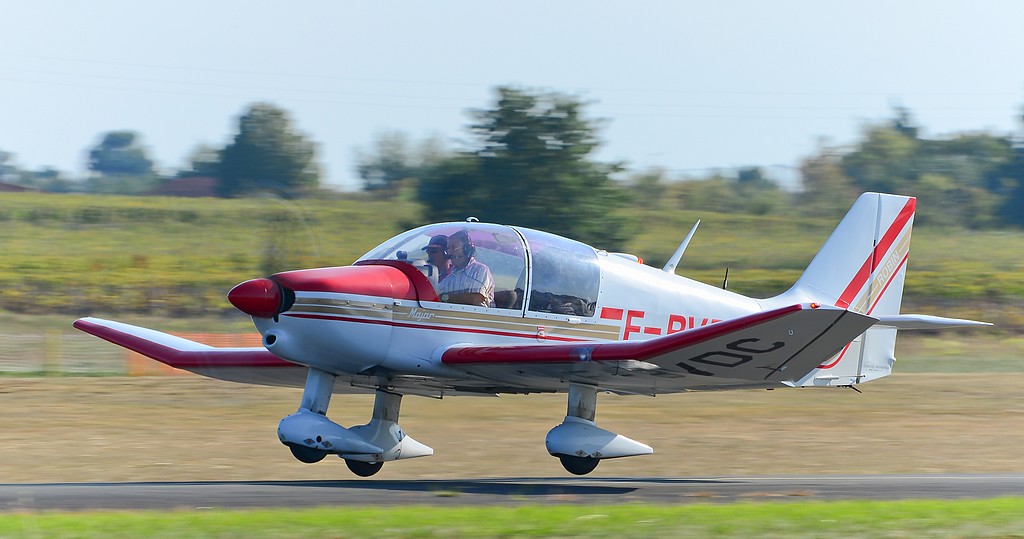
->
[{"left": 357, "top": 223, "right": 601, "bottom": 317}]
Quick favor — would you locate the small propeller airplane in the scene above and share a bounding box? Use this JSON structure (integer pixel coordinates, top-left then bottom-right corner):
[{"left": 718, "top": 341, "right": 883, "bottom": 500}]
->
[{"left": 75, "top": 192, "right": 989, "bottom": 476}]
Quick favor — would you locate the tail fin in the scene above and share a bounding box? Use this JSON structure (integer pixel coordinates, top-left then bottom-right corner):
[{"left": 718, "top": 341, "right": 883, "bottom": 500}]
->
[{"left": 772, "top": 192, "right": 916, "bottom": 386}]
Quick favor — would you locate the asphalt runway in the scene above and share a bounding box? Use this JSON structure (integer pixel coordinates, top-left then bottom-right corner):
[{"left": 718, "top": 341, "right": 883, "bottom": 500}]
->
[{"left": 2, "top": 475, "right": 1023, "bottom": 511}]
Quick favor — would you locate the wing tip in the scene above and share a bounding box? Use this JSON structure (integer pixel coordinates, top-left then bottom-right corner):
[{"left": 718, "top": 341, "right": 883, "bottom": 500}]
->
[{"left": 73, "top": 317, "right": 104, "bottom": 334}]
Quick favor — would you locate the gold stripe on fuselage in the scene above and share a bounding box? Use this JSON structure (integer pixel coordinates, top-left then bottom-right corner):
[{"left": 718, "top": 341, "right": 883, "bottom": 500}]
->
[
  {"left": 290, "top": 297, "right": 392, "bottom": 320},
  {"left": 392, "top": 305, "right": 621, "bottom": 341},
  {"left": 287, "top": 295, "right": 622, "bottom": 341}
]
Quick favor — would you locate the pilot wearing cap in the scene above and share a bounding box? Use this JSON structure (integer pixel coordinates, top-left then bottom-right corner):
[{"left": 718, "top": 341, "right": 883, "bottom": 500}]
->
[{"left": 422, "top": 234, "right": 452, "bottom": 283}]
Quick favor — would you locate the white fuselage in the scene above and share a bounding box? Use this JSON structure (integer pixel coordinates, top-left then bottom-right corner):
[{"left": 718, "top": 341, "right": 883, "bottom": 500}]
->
[{"left": 253, "top": 254, "right": 765, "bottom": 381}]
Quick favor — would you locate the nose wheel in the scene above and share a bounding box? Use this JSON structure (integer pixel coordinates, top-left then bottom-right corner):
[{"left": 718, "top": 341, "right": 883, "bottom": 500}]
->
[
  {"left": 345, "top": 459, "right": 384, "bottom": 477},
  {"left": 288, "top": 444, "right": 327, "bottom": 464}
]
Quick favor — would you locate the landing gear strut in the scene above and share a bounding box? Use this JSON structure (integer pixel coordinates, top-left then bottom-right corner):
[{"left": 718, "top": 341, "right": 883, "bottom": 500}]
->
[{"left": 277, "top": 368, "right": 433, "bottom": 476}]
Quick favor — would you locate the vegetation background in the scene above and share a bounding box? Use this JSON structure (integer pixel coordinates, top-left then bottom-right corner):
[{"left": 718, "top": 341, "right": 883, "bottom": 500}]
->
[{"left": 1, "top": 85, "right": 1021, "bottom": 363}]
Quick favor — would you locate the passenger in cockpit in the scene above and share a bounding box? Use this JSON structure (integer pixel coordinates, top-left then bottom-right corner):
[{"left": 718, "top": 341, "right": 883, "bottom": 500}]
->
[
  {"left": 438, "top": 230, "right": 494, "bottom": 307},
  {"left": 422, "top": 234, "right": 452, "bottom": 282}
]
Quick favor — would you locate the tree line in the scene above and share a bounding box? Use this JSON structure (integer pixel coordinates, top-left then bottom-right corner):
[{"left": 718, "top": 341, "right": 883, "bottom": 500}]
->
[
  {"left": 0, "top": 103, "right": 319, "bottom": 198},
  {"left": 3, "top": 88, "right": 1024, "bottom": 250}
]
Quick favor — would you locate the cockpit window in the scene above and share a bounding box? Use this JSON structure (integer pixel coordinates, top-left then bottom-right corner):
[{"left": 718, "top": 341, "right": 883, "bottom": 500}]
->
[
  {"left": 517, "top": 228, "right": 600, "bottom": 317},
  {"left": 357, "top": 223, "right": 527, "bottom": 310}
]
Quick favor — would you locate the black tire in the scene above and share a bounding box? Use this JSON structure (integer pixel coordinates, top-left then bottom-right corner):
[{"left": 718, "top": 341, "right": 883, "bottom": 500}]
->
[
  {"left": 558, "top": 455, "right": 600, "bottom": 475},
  {"left": 288, "top": 444, "right": 327, "bottom": 464},
  {"left": 345, "top": 459, "right": 384, "bottom": 477}
]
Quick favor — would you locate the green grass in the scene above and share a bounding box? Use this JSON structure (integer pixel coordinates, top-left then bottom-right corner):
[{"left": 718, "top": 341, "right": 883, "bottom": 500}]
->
[
  {"left": 2, "top": 192, "right": 1023, "bottom": 326},
  {"left": 2, "top": 499, "right": 1023, "bottom": 538},
  {"left": 896, "top": 333, "right": 1024, "bottom": 372},
  {"left": 630, "top": 206, "right": 1024, "bottom": 301},
  {"left": 0, "top": 193, "right": 420, "bottom": 316}
]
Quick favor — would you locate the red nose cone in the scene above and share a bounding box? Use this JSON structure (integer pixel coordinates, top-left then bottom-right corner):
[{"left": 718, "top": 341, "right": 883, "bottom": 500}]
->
[{"left": 228, "top": 278, "right": 282, "bottom": 318}]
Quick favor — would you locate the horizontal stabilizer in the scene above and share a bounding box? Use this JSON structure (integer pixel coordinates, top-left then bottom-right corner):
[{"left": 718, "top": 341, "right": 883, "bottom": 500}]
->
[{"left": 873, "top": 314, "right": 992, "bottom": 330}]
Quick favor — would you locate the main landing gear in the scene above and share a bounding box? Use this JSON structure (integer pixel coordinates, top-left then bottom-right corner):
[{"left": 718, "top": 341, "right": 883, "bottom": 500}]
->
[
  {"left": 558, "top": 455, "right": 601, "bottom": 476},
  {"left": 345, "top": 459, "right": 384, "bottom": 477},
  {"left": 288, "top": 444, "right": 327, "bottom": 464},
  {"left": 277, "top": 368, "right": 433, "bottom": 477},
  {"left": 546, "top": 384, "right": 653, "bottom": 475}
]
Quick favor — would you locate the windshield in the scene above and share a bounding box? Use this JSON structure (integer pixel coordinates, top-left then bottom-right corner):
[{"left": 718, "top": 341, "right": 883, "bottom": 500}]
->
[{"left": 358, "top": 223, "right": 527, "bottom": 309}]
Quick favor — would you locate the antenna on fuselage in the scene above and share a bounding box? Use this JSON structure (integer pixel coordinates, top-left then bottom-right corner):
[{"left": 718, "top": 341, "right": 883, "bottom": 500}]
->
[
  {"left": 722, "top": 267, "right": 729, "bottom": 290},
  {"left": 662, "top": 220, "right": 701, "bottom": 274}
]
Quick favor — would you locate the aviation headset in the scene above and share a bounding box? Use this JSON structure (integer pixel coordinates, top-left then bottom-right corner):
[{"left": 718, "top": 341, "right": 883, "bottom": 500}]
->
[{"left": 449, "top": 230, "right": 476, "bottom": 258}]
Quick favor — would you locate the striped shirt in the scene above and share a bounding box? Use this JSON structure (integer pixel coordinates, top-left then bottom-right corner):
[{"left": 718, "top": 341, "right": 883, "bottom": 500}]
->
[{"left": 439, "top": 258, "right": 494, "bottom": 307}]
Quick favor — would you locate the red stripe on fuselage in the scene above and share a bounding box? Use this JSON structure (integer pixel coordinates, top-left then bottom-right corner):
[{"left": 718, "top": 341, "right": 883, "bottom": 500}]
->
[
  {"left": 284, "top": 312, "right": 587, "bottom": 342},
  {"left": 835, "top": 198, "right": 915, "bottom": 309},
  {"left": 600, "top": 307, "right": 625, "bottom": 320}
]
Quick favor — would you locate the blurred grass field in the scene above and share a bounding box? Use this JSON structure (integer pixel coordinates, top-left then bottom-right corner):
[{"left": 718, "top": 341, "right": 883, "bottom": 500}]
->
[
  {"left": 1, "top": 368, "right": 1022, "bottom": 483},
  {"left": 2, "top": 192, "right": 1023, "bottom": 326}
]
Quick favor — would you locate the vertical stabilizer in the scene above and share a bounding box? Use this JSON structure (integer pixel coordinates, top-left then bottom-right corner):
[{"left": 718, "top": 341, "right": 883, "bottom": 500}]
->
[{"left": 772, "top": 192, "right": 916, "bottom": 386}]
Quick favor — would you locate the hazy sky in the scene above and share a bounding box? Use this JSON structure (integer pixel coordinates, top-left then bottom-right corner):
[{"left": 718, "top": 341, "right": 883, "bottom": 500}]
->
[{"left": 3, "top": 1, "right": 1023, "bottom": 190}]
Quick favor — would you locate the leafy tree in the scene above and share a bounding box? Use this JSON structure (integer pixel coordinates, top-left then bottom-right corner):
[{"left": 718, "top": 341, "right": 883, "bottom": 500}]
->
[
  {"left": 799, "top": 147, "right": 858, "bottom": 217},
  {"left": 355, "top": 131, "right": 415, "bottom": 191},
  {"left": 177, "top": 144, "right": 222, "bottom": 178},
  {"left": 88, "top": 131, "right": 154, "bottom": 177},
  {"left": 839, "top": 109, "right": 1013, "bottom": 227},
  {"left": 891, "top": 105, "right": 919, "bottom": 139},
  {"left": 0, "top": 151, "right": 78, "bottom": 192},
  {"left": 24, "top": 167, "right": 77, "bottom": 193},
  {"left": 0, "top": 149, "right": 17, "bottom": 183},
  {"left": 218, "top": 103, "right": 320, "bottom": 197},
  {"left": 736, "top": 167, "right": 769, "bottom": 186},
  {"left": 841, "top": 123, "right": 919, "bottom": 193},
  {"left": 0, "top": 150, "right": 31, "bottom": 189},
  {"left": 663, "top": 175, "right": 743, "bottom": 214},
  {"left": 1000, "top": 120, "right": 1024, "bottom": 226},
  {"left": 85, "top": 131, "right": 157, "bottom": 194},
  {"left": 419, "top": 87, "right": 633, "bottom": 250},
  {"left": 626, "top": 169, "right": 669, "bottom": 210},
  {"left": 355, "top": 131, "right": 451, "bottom": 198},
  {"left": 733, "top": 167, "right": 786, "bottom": 215}
]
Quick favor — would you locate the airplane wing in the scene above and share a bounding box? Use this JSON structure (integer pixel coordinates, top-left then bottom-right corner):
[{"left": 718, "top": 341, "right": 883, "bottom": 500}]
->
[
  {"left": 73, "top": 317, "right": 310, "bottom": 387},
  {"left": 73, "top": 317, "right": 495, "bottom": 397},
  {"left": 441, "top": 304, "right": 877, "bottom": 389}
]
